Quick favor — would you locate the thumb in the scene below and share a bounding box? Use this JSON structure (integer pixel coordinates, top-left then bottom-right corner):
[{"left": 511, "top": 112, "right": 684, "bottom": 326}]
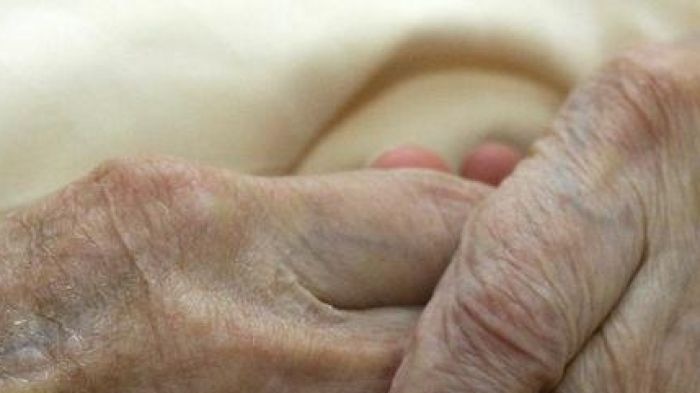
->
[{"left": 254, "top": 169, "right": 491, "bottom": 309}]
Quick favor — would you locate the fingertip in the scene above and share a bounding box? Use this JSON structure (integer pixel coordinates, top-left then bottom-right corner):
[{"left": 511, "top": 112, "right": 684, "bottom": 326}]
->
[
  {"left": 371, "top": 146, "right": 451, "bottom": 173},
  {"left": 460, "top": 142, "right": 523, "bottom": 186}
]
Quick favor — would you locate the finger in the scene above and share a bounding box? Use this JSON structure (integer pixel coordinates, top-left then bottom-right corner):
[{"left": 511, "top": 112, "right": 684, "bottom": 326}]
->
[
  {"left": 459, "top": 142, "right": 523, "bottom": 185},
  {"left": 255, "top": 170, "right": 490, "bottom": 309},
  {"left": 246, "top": 306, "right": 423, "bottom": 393},
  {"left": 389, "top": 40, "right": 700, "bottom": 392},
  {"left": 370, "top": 146, "right": 452, "bottom": 173}
]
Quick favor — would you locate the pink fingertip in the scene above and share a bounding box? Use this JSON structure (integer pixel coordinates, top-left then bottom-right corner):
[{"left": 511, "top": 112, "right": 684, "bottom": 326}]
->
[
  {"left": 371, "top": 146, "right": 451, "bottom": 173},
  {"left": 460, "top": 142, "right": 523, "bottom": 186}
]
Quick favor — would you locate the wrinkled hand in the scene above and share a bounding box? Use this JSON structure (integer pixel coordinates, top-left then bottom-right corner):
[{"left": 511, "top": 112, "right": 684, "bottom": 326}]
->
[
  {"left": 391, "top": 38, "right": 700, "bottom": 393},
  {"left": 0, "top": 159, "right": 488, "bottom": 392}
]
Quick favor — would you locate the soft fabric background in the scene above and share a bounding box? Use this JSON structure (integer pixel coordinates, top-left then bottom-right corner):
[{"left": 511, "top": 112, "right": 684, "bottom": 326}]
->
[{"left": 1, "top": 0, "right": 698, "bottom": 210}]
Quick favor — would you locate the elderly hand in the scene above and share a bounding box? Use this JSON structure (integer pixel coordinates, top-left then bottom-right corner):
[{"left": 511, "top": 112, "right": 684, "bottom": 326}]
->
[
  {"left": 0, "top": 159, "right": 489, "bottom": 393},
  {"left": 390, "top": 38, "right": 700, "bottom": 393}
]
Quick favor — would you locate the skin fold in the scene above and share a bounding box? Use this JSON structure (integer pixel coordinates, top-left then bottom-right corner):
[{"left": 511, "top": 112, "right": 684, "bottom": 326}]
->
[
  {"left": 390, "top": 38, "right": 700, "bottom": 393},
  {"left": 0, "top": 160, "right": 489, "bottom": 392}
]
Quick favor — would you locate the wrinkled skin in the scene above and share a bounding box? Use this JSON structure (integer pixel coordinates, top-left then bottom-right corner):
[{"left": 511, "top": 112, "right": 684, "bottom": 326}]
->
[
  {"left": 0, "top": 160, "right": 489, "bottom": 392},
  {"left": 391, "top": 38, "right": 700, "bottom": 392}
]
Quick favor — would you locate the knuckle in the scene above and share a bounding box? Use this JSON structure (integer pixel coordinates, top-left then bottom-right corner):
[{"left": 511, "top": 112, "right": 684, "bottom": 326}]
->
[
  {"left": 607, "top": 42, "right": 700, "bottom": 142},
  {"left": 616, "top": 40, "right": 700, "bottom": 88},
  {"left": 82, "top": 156, "right": 231, "bottom": 223},
  {"left": 58, "top": 157, "right": 215, "bottom": 276},
  {"left": 555, "top": 40, "right": 700, "bottom": 161},
  {"left": 88, "top": 156, "right": 198, "bottom": 198}
]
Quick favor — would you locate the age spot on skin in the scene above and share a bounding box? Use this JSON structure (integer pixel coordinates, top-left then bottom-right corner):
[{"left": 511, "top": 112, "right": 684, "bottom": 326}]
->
[{"left": 0, "top": 311, "right": 63, "bottom": 383}]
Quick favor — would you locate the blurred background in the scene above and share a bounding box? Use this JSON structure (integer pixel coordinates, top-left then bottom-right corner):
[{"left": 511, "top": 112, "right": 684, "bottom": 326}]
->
[{"left": 1, "top": 0, "right": 698, "bottom": 210}]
